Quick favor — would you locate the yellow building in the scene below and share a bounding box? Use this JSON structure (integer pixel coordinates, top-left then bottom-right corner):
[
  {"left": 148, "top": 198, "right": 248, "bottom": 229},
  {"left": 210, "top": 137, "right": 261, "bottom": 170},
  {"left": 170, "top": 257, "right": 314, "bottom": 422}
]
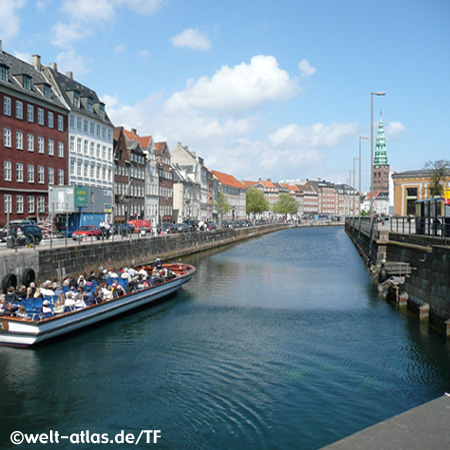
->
[{"left": 392, "top": 169, "right": 450, "bottom": 216}]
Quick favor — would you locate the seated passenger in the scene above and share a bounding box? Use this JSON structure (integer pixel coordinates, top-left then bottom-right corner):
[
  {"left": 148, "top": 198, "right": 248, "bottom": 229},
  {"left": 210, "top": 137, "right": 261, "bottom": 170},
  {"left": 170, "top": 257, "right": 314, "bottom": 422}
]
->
[
  {"left": 5, "top": 286, "right": 20, "bottom": 304},
  {"left": 121, "top": 268, "right": 132, "bottom": 282},
  {"left": 65, "top": 285, "right": 76, "bottom": 299},
  {"left": 93, "top": 289, "right": 104, "bottom": 304},
  {"left": 64, "top": 293, "right": 76, "bottom": 309},
  {"left": 0, "top": 295, "right": 5, "bottom": 314},
  {"left": 2, "top": 302, "right": 18, "bottom": 316},
  {"left": 28, "top": 282, "right": 37, "bottom": 297},
  {"left": 54, "top": 283, "right": 64, "bottom": 298},
  {"left": 17, "top": 305, "right": 28, "bottom": 319},
  {"left": 17, "top": 285, "right": 27, "bottom": 301},
  {"left": 155, "top": 258, "right": 163, "bottom": 270},
  {"left": 74, "top": 297, "right": 87, "bottom": 309},
  {"left": 41, "top": 281, "right": 55, "bottom": 297},
  {"left": 54, "top": 294, "right": 66, "bottom": 314},
  {"left": 33, "top": 287, "right": 44, "bottom": 300},
  {"left": 41, "top": 300, "right": 53, "bottom": 315},
  {"left": 100, "top": 282, "right": 113, "bottom": 301},
  {"left": 138, "top": 267, "right": 148, "bottom": 278}
]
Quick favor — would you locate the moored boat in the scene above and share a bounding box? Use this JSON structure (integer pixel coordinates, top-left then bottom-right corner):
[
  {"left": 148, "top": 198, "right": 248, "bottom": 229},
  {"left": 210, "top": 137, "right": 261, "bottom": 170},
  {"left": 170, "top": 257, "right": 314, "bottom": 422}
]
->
[{"left": 0, "top": 263, "right": 196, "bottom": 348}]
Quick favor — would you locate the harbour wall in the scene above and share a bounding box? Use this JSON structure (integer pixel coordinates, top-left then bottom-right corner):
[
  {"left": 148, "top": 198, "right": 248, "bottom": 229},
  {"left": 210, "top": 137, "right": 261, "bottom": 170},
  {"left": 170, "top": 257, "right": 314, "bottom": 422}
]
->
[
  {"left": 345, "top": 219, "right": 450, "bottom": 335},
  {"left": 1, "top": 224, "right": 289, "bottom": 288}
]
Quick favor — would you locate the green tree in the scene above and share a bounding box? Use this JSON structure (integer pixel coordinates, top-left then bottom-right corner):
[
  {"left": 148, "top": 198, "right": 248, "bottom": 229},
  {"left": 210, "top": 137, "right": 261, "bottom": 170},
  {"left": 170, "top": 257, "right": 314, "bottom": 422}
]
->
[
  {"left": 214, "top": 192, "right": 231, "bottom": 226},
  {"left": 246, "top": 187, "right": 269, "bottom": 216},
  {"left": 424, "top": 159, "right": 450, "bottom": 197},
  {"left": 273, "top": 192, "right": 298, "bottom": 217}
]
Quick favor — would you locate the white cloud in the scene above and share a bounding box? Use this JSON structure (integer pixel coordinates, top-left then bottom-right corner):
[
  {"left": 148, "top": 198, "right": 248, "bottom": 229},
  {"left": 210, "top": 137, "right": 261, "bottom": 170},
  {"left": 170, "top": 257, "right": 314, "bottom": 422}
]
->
[
  {"left": 269, "top": 122, "right": 359, "bottom": 149},
  {"left": 37, "top": 0, "right": 53, "bottom": 11},
  {"left": 170, "top": 28, "right": 212, "bottom": 51},
  {"left": 61, "top": 0, "right": 116, "bottom": 23},
  {"left": 56, "top": 49, "right": 90, "bottom": 76},
  {"left": 138, "top": 49, "right": 150, "bottom": 59},
  {"left": 166, "top": 55, "right": 301, "bottom": 115},
  {"left": 51, "top": 22, "right": 88, "bottom": 47},
  {"left": 0, "top": 0, "right": 25, "bottom": 42},
  {"left": 298, "top": 59, "right": 316, "bottom": 77},
  {"left": 114, "top": 44, "right": 126, "bottom": 54},
  {"left": 13, "top": 51, "right": 32, "bottom": 64},
  {"left": 385, "top": 121, "right": 406, "bottom": 139}
]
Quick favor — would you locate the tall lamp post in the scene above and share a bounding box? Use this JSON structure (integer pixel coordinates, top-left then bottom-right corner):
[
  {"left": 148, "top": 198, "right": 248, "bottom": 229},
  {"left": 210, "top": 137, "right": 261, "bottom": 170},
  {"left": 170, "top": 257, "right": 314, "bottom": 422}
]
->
[
  {"left": 370, "top": 92, "right": 386, "bottom": 219},
  {"left": 353, "top": 157, "right": 359, "bottom": 217},
  {"left": 359, "top": 136, "right": 369, "bottom": 215}
]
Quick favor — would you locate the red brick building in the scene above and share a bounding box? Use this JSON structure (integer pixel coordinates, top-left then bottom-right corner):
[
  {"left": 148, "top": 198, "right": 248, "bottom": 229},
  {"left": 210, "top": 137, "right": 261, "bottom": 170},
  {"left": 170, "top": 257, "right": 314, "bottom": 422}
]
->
[{"left": 0, "top": 47, "right": 69, "bottom": 226}]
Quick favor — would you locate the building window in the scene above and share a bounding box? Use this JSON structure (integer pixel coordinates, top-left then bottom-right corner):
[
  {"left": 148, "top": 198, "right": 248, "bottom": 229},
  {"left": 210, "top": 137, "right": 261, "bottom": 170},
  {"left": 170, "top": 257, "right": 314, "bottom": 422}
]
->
[
  {"left": 90, "top": 122, "right": 94, "bottom": 134},
  {"left": 48, "top": 112, "right": 54, "bottom": 128},
  {"left": 87, "top": 97, "right": 94, "bottom": 112},
  {"left": 96, "top": 124, "right": 100, "bottom": 136},
  {"left": 38, "top": 166, "right": 45, "bottom": 184},
  {"left": 70, "top": 136, "right": 75, "bottom": 152},
  {"left": 99, "top": 103, "right": 105, "bottom": 119},
  {"left": 4, "top": 97, "right": 11, "bottom": 115},
  {"left": 96, "top": 143, "right": 100, "bottom": 158},
  {"left": 84, "top": 140, "right": 88, "bottom": 154},
  {"left": 16, "top": 163, "right": 23, "bottom": 182},
  {"left": 77, "top": 161, "right": 82, "bottom": 177},
  {"left": 28, "top": 165, "right": 34, "bottom": 183},
  {"left": 38, "top": 108, "right": 44, "bottom": 125},
  {"left": 84, "top": 119, "right": 88, "bottom": 133},
  {"left": 58, "top": 115, "right": 64, "bottom": 131},
  {"left": 48, "top": 167, "right": 54, "bottom": 185},
  {"left": 38, "top": 137, "right": 44, "bottom": 154},
  {"left": 0, "top": 65, "right": 8, "bottom": 82},
  {"left": 58, "top": 142, "right": 64, "bottom": 158},
  {"left": 16, "top": 101, "right": 23, "bottom": 119},
  {"left": 4, "top": 194, "right": 12, "bottom": 214},
  {"left": 27, "top": 105, "right": 34, "bottom": 122},
  {"left": 23, "top": 76, "right": 32, "bottom": 91},
  {"left": 27, "top": 134, "right": 34, "bottom": 152},
  {"left": 4, "top": 161, "right": 12, "bottom": 181},
  {"left": 84, "top": 163, "right": 88, "bottom": 178},
  {"left": 16, "top": 131, "right": 23, "bottom": 150},
  {"left": 28, "top": 196, "right": 35, "bottom": 214},
  {"left": 70, "top": 159, "right": 75, "bottom": 175},
  {"left": 69, "top": 115, "right": 74, "bottom": 128},
  {"left": 73, "top": 92, "right": 80, "bottom": 108},
  {"left": 58, "top": 169, "right": 64, "bottom": 185},
  {"left": 77, "top": 116, "right": 82, "bottom": 130},
  {"left": 77, "top": 138, "right": 82, "bottom": 153},
  {"left": 48, "top": 139, "right": 54, "bottom": 156},
  {"left": 4, "top": 128, "right": 11, "bottom": 147},
  {"left": 90, "top": 164, "right": 94, "bottom": 178},
  {"left": 37, "top": 196, "right": 45, "bottom": 213},
  {"left": 17, "top": 195, "right": 24, "bottom": 214},
  {"left": 44, "top": 84, "right": 51, "bottom": 98},
  {"left": 90, "top": 141, "right": 94, "bottom": 156}
]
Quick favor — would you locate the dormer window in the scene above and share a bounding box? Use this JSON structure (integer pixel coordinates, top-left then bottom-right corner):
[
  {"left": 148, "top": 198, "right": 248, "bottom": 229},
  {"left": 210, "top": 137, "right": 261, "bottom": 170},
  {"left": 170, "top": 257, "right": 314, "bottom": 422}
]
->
[
  {"left": 44, "top": 84, "right": 51, "bottom": 98},
  {"left": 87, "top": 97, "right": 93, "bottom": 112},
  {"left": 23, "top": 75, "right": 32, "bottom": 91},
  {"left": 0, "top": 64, "right": 8, "bottom": 82},
  {"left": 73, "top": 91, "right": 80, "bottom": 108},
  {"left": 99, "top": 103, "right": 105, "bottom": 119}
]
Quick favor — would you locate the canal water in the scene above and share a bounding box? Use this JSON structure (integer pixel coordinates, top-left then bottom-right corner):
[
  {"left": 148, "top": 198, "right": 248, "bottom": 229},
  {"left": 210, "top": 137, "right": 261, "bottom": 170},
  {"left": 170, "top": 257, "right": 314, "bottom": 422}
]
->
[{"left": 1, "top": 227, "right": 450, "bottom": 449}]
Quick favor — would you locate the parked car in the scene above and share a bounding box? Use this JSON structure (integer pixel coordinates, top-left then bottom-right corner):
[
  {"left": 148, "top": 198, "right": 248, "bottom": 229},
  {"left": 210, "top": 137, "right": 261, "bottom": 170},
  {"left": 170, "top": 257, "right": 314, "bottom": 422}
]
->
[
  {"left": 113, "top": 224, "right": 134, "bottom": 236},
  {"left": 3, "top": 224, "right": 43, "bottom": 244},
  {"left": 207, "top": 221, "right": 217, "bottom": 230},
  {"left": 172, "top": 223, "right": 189, "bottom": 233},
  {"left": 72, "top": 225, "right": 103, "bottom": 240},
  {"left": 127, "top": 219, "right": 152, "bottom": 234},
  {"left": 183, "top": 219, "right": 199, "bottom": 231}
]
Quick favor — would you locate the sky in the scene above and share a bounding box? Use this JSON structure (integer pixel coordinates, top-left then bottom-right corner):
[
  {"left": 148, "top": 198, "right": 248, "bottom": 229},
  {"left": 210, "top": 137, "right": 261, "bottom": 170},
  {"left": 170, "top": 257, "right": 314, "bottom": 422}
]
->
[{"left": 1, "top": 0, "right": 449, "bottom": 192}]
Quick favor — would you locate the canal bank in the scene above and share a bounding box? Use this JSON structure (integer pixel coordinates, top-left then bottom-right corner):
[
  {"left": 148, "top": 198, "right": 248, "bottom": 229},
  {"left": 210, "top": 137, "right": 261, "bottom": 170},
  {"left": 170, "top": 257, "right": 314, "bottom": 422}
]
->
[
  {"left": 345, "top": 218, "right": 450, "bottom": 337},
  {"left": 1, "top": 224, "right": 289, "bottom": 287}
]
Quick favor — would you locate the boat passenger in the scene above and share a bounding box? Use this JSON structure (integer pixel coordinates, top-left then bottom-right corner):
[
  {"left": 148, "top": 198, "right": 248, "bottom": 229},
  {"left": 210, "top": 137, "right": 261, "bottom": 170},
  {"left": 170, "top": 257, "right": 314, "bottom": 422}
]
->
[
  {"left": 2, "top": 302, "right": 18, "bottom": 316},
  {"left": 128, "top": 267, "right": 138, "bottom": 278},
  {"left": 29, "top": 282, "right": 36, "bottom": 297},
  {"left": 74, "top": 297, "right": 87, "bottom": 309},
  {"left": 5, "top": 286, "right": 20, "bottom": 303},
  {"left": 138, "top": 267, "right": 148, "bottom": 278},
  {"left": 121, "top": 268, "right": 132, "bottom": 282},
  {"left": 54, "top": 283, "right": 64, "bottom": 298},
  {"left": 100, "top": 282, "right": 113, "bottom": 301},
  {"left": 111, "top": 281, "right": 125, "bottom": 298},
  {"left": 17, "top": 285, "right": 27, "bottom": 301},
  {"left": 34, "top": 287, "right": 44, "bottom": 299},
  {"left": 73, "top": 286, "right": 84, "bottom": 301},
  {"left": 65, "top": 293, "right": 76, "bottom": 309},
  {"left": 65, "top": 285, "right": 76, "bottom": 298},
  {"left": 26, "top": 287, "right": 33, "bottom": 300},
  {"left": 41, "top": 281, "right": 55, "bottom": 297},
  {"left": 41, "top": 300, "right": 53, "bottom": 315},
  {"left": 93, "top": 289, "right": 104, "bottom": 304},
  {"left": 155, "top": 258, "right": 163, "bottom": 270},
  {"left": 0, "top": 295, "right": 5, "bottom": 314},
  {"left": 17, "top": 305, "right": 28, "bottom": 319}
]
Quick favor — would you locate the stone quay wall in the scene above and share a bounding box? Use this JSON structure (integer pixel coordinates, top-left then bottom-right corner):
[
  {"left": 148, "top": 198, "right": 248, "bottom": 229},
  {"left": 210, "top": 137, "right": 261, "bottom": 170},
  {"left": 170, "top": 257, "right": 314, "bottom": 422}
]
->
[
  {"left": 1, "top": 224, "right": 289, "bottom": 288},
  {"left": 345, "top": 219, "right": 450, "bottom": 336}
]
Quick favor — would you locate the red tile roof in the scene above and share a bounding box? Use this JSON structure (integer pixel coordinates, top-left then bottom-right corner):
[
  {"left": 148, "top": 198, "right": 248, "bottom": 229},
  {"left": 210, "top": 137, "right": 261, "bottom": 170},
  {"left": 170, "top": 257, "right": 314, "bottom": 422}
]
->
[
  {"left": 242, "top": 180, "right": 259, "bottom": 187},
  {"left": 123, "top": 129, "right": 153, "bottom": 148},
  {"left": 212, "top": 170, "right": 246, "bottom": 189}
]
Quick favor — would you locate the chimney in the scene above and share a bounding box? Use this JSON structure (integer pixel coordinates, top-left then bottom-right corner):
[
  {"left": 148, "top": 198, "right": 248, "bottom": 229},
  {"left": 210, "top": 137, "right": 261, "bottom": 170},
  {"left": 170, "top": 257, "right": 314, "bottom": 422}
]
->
[
  {"left": 66, "top": 71, "right": 73, "bottom": 79},
  {"left": 32, "top": 55, "right": 41, "bottom": 71},
  {"left": 131, "top": 128, "right": 137, "bottom": 135},
  {"left": 49, "top": 62, "right": 58, "bottom": 71}
]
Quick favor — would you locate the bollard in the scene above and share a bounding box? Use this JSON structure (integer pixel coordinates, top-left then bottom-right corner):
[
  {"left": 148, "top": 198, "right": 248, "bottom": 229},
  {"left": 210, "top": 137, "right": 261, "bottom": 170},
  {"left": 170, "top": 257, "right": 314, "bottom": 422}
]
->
[
  {"left": 398, "top": 291, "right": 408, "bottom": 307},
  {"left": 419, "top": 303, "right": 430, "bottom": 322}
]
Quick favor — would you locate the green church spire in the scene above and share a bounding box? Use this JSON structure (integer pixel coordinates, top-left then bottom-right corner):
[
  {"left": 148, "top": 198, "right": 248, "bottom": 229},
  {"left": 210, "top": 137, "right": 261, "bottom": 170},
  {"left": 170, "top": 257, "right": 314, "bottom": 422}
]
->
[{"left": 374, "top": 113, "right": 388, "bottom": 165}]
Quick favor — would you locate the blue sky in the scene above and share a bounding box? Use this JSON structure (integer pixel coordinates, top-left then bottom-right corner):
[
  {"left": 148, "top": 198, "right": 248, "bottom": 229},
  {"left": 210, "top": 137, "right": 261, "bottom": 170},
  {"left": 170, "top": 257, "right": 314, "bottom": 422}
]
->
[{"left": 2, "top": 0, "right": 449, "bottom": 191}]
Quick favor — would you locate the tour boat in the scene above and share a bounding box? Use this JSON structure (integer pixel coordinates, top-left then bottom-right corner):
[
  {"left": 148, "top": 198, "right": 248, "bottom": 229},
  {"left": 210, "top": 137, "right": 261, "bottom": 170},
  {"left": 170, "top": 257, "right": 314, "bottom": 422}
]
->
[{"left": 0, "top": 263, "right": 196, "bottom": 348}]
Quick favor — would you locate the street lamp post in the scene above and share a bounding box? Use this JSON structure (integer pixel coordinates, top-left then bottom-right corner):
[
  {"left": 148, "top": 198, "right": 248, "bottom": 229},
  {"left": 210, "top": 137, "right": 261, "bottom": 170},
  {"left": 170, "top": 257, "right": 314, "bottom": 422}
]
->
[
  {"left": 370, "top": 92, "right": 386, "bottom": 219},
  {"left": 353, "top": 157, "right": 359, "bottom": 217},
  {"left": 359, "top": 136, "right": 369, "bottom": 216}
]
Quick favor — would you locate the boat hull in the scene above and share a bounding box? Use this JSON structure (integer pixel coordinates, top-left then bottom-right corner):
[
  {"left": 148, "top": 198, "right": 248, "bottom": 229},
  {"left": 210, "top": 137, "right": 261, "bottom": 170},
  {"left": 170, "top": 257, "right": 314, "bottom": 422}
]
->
[{"left": 0, "top": 264, "right": 195, "bottom": 348}]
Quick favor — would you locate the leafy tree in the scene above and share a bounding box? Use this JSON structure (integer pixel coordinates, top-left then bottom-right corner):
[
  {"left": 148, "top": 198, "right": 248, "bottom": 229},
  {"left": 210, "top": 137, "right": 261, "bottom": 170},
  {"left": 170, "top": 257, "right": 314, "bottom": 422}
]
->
[
  {"left": 214, "top": 192, "right": 231, "bottom": 226},
  {"left": 273, "top": 192, "right": 298, "bottom": 217},
  {"left": 424, "top": 159, "right": 450, "bottom": 197},
  {"left": 246, "top": 187, "right": 269, "bottom": 216}
]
